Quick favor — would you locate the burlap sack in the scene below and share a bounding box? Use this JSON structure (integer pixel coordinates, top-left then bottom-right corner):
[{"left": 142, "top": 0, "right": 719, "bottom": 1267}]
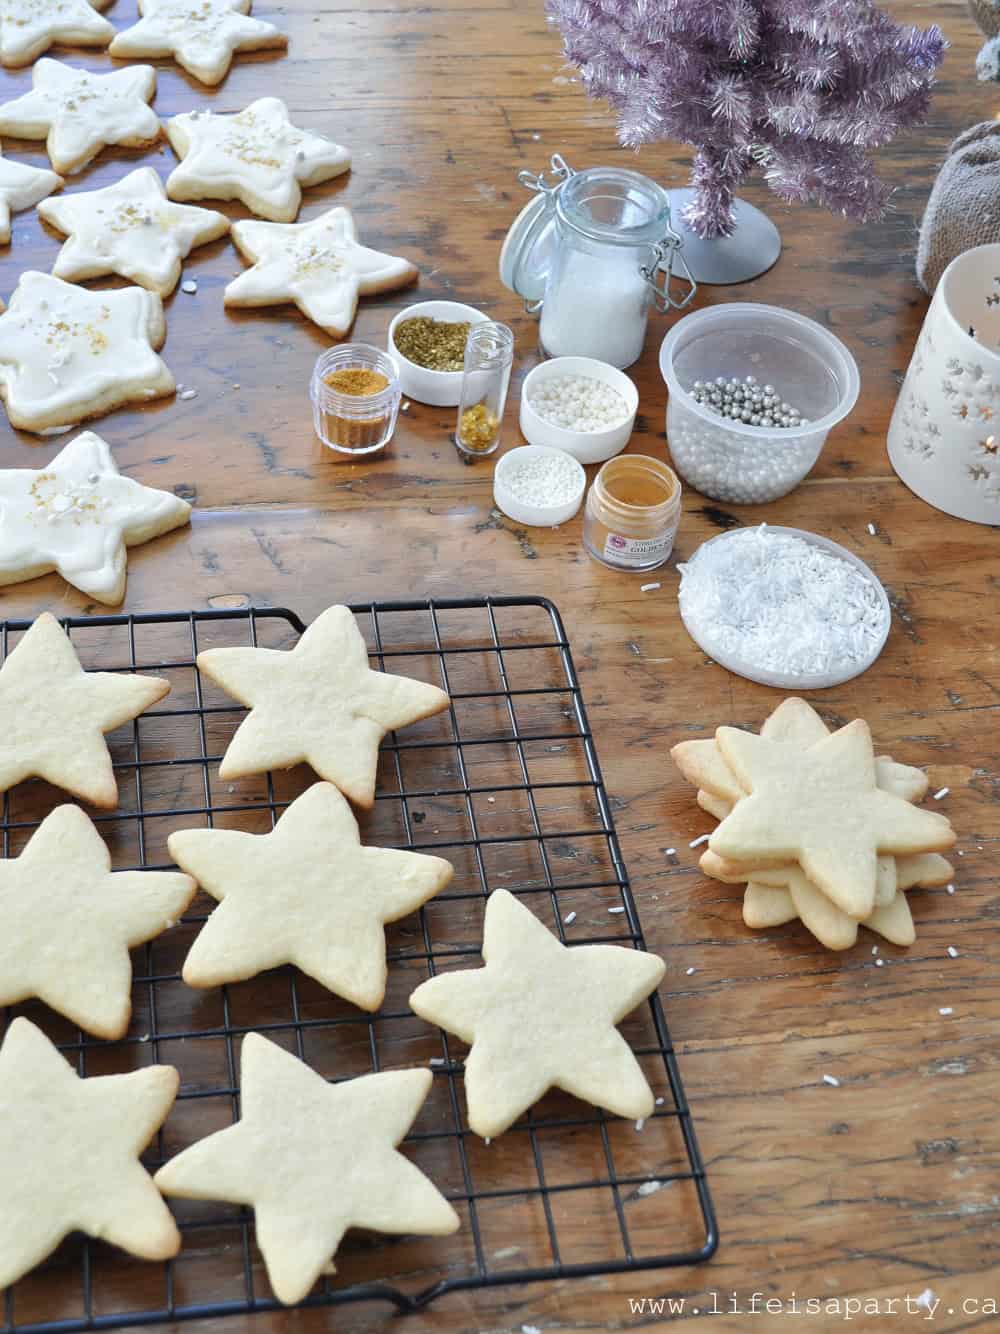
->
[{"left": 916, "top": 121, "right": 1000, "bottom": 293}]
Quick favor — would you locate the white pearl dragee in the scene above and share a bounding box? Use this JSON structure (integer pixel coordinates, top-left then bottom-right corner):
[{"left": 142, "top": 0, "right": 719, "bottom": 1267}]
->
[
  {"left": 500, "top": 450, "right": 581, "bottom": 507},
  {"left": 527, "top": 373, "right": 630, "bottom": 434}
]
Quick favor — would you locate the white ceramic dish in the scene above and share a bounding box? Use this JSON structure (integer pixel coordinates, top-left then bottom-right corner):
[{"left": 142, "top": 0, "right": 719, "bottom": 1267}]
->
[
  {"left": 678, "top": 525, "right": 891, "bottom": 690},
  {"left": 387, "top": 300, "right": 490, "bottom": 407},
  {"left": 519, "top": 356, "right": 638, "bottom": 464},
  {"left": 493, "top": 445, "right": 586, "bottom": 527}
]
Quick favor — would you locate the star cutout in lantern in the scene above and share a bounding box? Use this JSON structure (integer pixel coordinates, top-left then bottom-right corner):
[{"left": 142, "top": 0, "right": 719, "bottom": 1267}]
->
[
  {"left": 226, "top": 206, "right": 417, "bottom": 336},
  {"left": 0, "top": 1017, "right": 180, "bottom": 1290},
  {"left": 155, "top": 1034, "right": 459, "bottom": 1305},
  {"left": 409, "top": 889, "right": 666, "bottom": 1138},
  {"left": 0, "top": 58, "right": 159, "bottom": 175}
]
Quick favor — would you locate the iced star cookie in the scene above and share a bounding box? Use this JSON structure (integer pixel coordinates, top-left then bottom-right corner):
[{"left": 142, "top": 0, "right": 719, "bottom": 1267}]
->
[
  {"left": 0, "top": 431, "right": 191, "bottom": 604},
  {"left": 169, "top": 782, "right": 452, "bottom": 1009},
  {"left": 0, "top": 271, "right": 173, "bottom": 434},
  {"left": 0, "top": 0, "right": 114, "bottom": 68},
  {"left": 409, "top": 889, "right": 666, "bottom": 1139},
  {"left": 0, "top": 1017, "right": 180, "bottom": 1291},
  {"left": 39, "top": 167, "right": 229, "bottom": 297},
  {"left": 0, "top": 149, "right": 61, "bottom": 246},
  {"left": 155, "top": 1034, "right": 459, "bottom": 1305},
  {"left": 165, "top": 98, "right": 350, "bottom": 222},
  {"left": 196, "top": 604, "right": 449, "bottom": 808},
  {"left": 225, "top": 207, "right": 417, "bottom": 337},
  {"left": 0, "top": 611, "right": 170, "bottom": 807},
  {"left": 110, "top": 0, "right": 286, "bottom": 86},
  {"left": 0, "top": 806, "right": 195, "bottom": 1037},
  {"left": 0, "top": 59, "right": 159, "bottom": 176}
]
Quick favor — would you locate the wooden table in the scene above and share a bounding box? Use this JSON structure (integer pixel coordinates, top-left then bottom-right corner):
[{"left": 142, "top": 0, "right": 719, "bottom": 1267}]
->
[{"left": 1, "top": 0, "right": 997, "bottom": 1330}]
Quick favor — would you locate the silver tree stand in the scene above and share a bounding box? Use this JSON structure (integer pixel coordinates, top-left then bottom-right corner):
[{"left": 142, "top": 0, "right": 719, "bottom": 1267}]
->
[{"left": 667, "top": 189, "right": 781, "bottom": 285}]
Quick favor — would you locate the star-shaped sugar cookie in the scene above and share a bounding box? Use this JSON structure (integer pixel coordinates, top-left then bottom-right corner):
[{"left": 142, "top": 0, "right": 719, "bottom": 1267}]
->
[
  {"left": 409, "top": 889, "right": 666, "bottom": 1139},
  {"left": 0, "top": 59, "right": 160, "bottom": 176},
  {"left": 169, "top": 782, "right": 452, "bottom": 1008},
  {"left": 155, "top": 1034, "right": 459, "bottom": 1305},
  {"left": 0, "top": 611, "right": 169, "bottom": 807},
  {"left": 197, "top": 604, "right": 450, "bottom": 808},
  {"left": 0, "top": 805, "right": 195, "bottom": 1037},
  {"left": 225, "top": 207, "right": 417, "bottom": 336},
  {"left": 0, "top": 271, "right": 173, "bottom": 433},
  {"left": 110, "top": 0, "right": 286, "bottom": 86},
  {"left": 0, "top": 431, "right": 191, "bottom": 603},
  {"left": 165, "top": 98, "right": 351, "bottom": 222},
  {"left": 0, "top": 0, "right": 114, "bottom": 68},
  {"left": 709, "top": 719, "right": 955, "bottom": 920},
  {"left": 39, "top": 167, "right": 229, "bottom": 297},
  {"left": 0, "top": 1017, "right": 180, "bottom": 1290},
  {"left": 0, "top": 149, "right": 61, "bottom": 245}
]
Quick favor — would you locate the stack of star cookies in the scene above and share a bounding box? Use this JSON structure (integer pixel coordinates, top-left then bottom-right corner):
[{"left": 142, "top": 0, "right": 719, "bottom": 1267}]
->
[{"left": 672, "top": 698, "right": 956, "bottom": 950}]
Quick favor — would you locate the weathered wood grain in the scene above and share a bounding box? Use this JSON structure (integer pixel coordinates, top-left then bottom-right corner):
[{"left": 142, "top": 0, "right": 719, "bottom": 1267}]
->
[{"left": 1, "top": 0, "right": 998, "bottom": 1331}]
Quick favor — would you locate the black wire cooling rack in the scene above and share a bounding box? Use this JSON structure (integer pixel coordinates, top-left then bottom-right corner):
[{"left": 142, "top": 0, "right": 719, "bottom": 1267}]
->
[{"left": 0, "top": 598, "right": 716, "bottom": 1332}]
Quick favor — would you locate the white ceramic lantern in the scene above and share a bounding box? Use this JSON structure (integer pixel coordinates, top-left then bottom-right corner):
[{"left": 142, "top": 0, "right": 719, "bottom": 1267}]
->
[{"left": 888, "top": 242, "right": 1000, "bottom": 524}]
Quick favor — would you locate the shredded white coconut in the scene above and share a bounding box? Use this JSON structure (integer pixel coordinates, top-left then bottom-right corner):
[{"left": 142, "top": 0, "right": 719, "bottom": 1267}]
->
[
  {"left": 665, "top": 847, "right": 676, "bottom": 856},
  {"left": 689, "top": 833, "right": 710, "bottom": 848},
  {"left": 939, "top": 1007, "right": 953, "bottom": 1016},
  {"left": 678, "top": 525, "right": 889, "bottom": 682},
  {"left": 933, "top": 787, "right": 949, "bottom": 800},
  {"left": 563, "top": 910, "right": 577, "bottom": 925},
  {"left": 640, "top": 581, "right": 661, "bottom": 592},
  {"left": 686, "top": 966, "right": 696, "bottom": 975},
  {"left": 947, "top": 946, "right": 959, "bottom": 958},
  {"left": 637, "top": 1179, "right": 663, "bottom": 1197},
  {"left": 634, "top": 1117, "right": 645, "bottom": 1131},
  {"left": 607, "top": 906, "right": 625, "bottom": 914},
  {"left": 822, "top": 1074, "right": 840, "bottom": 1087}
]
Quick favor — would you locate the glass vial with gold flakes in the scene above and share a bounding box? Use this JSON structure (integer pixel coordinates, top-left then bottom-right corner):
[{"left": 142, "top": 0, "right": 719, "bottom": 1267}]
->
[{"left": 454, "top": 321, "right": 514, "bottom": 458}]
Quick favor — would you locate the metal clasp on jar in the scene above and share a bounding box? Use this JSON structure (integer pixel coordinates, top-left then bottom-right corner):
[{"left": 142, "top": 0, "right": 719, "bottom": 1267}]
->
[{"left": 641, "top": 224, "right": 698, "bottom": 313}]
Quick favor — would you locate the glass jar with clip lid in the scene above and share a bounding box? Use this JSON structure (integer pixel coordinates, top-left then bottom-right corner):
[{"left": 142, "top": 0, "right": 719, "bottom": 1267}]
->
[{"left": 498, "top": 154, "right": 697, "bottom": 370}]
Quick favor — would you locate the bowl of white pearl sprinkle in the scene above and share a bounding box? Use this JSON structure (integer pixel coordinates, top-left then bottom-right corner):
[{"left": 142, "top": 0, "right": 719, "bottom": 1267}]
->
[{"left": 519, "top": 356, "right": 638, "bottom": 464}]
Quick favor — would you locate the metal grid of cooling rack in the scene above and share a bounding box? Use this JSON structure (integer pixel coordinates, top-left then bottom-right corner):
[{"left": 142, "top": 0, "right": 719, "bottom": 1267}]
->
[{"left": 0, "top": 598, "right": 716, "bottom": 1332}]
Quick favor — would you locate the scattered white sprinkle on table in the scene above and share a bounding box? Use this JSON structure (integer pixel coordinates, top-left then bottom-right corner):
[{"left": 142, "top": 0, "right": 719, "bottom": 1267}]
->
[
  {"left": 867, "top": 522, "right": 876, "bottom": 535},
  {"left": 822, "top": 1074, "right": 840, "bottom": 1087},
  {"left": 179, "top": 388, "right": 198, "bottom": 400},
  {"left": 484, "top": 1137, "right": 491, "bottom": 1146},
  {"left": 640, "top": 582, "right": 661, "bottom": 592},
  {"left": 947, "top": 946, "right": 958, "bottom": 958},
  {"left": 939, "top": 1007, "right": 953, "bottom": 1016},
  {"left": 872, "top": 945, "right": 879, "bottom": 955},
  {"left": 181, "top": 279, "right": 197, "bottom": 294},
  {"left": 563, "top": 910, "right": 577, "bottom": 925},
  {"left": 655, "top": 1096, "right": 664, "bottom": 1106},
  {"left": 665, "top": 847, "right": 676, "bottom": 856},
  {"left": 933, "top": 787, "right": 949, "bottom": 800},
  {"left": 634, "top": 1117, "right": 645, "bottom": 1131},
  {"left": 915, "top": 1290, "right": 935, "bottom": 1313},
  {"left": 686, "top": 966, "right": 696, "bottom": 975},
  {"left": 608, "top": 905, "right": 625, "bottom": 914},
  {"left": 522, "top": 1325, "right": 541, "bottom": 1334},
  {"left": 487, "top": 796, "right": 495, "bottom": 803},
  {"left": 637, "top": 1180, "right": 663, "bottom": 1197},
  {"left": 947, "top": 883, "right": 955, "bottom": 894},
  {"left": 429, "top": 1057, "right": 445, "bottom": 1066},
  {"left": 875, "top": 958, "right": 884, "bottom": 967},
  {"left": 689, "top": 833, "right": 710, "bottom": 848}
]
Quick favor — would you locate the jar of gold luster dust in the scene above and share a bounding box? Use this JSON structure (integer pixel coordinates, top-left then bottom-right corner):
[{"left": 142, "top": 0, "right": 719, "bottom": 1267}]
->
[{"left": 583, "top": 455, "right": 682, "bottom": 571}]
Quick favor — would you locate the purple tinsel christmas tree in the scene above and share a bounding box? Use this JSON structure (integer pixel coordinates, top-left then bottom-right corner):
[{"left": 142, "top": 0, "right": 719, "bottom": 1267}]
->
[{"left": 548, "top": 0, "right": 946, "bottom": 238}]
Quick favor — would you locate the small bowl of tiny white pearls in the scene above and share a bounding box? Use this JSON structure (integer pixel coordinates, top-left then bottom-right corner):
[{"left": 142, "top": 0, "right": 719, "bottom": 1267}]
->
[
  {"left": 519, "top": 355, "right": 638, "bottom": 464},
  {"left": 493, "top": 444, "right": 586, "bottom": 527}
]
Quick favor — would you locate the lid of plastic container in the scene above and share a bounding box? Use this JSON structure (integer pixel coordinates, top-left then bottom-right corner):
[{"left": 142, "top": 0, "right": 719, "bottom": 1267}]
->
[
  {"left": 498, "top": 193, "right": 557, "bottom": 303},
  {"left": 677, "top": 525, "right": 891, "bottom": 690}
]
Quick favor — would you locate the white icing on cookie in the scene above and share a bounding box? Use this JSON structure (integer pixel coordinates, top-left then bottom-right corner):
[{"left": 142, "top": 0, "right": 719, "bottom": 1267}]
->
[
  {"left": 0, "top": 430, "right": 191, "bottom": 603},
  {"left": 0, "top": 0, "right": 114, "bottom": 68},
  {"left": 0, "top": 59, "right": 159, "bottom": 175},
  {"left": 0, "top": 149, "right": 61, "bottom": 245},
  {"left": 0, "top": 271, "right": 174, "bottom": 434},
  {"left": 110, "top": 0, "right": 286, "bottom": 87},
  {"left": 39, "top": 166, "right": 229, "bottom": 296},
  {"left": 165, "top": 97, "right": 350, "bottom": 222},
  {"left": 226, "top": 206, "right": 417, "bottom": 335}
]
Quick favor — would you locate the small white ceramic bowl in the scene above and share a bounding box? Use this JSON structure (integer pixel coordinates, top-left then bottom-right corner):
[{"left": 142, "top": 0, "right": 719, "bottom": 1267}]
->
[
  {"left": 519, "top": 356, "right": 639, "bottom": 464},
  {"left": 387, "top": 299, "right": 489, "bottom": 407},
  {"left": 493, "top": 445, "right": 586, "bottom": 527}
]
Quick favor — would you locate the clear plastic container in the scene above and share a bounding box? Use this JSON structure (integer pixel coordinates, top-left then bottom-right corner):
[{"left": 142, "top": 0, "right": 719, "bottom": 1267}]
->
[
  {"left": 455, "top": 321, "right": 514, "bottom": 458},
  {"left": 658, "top": 304, "right": 860, "bottom": 503},
  {"left": 310, "top": 344, "right": 401, "bottom": 455}
]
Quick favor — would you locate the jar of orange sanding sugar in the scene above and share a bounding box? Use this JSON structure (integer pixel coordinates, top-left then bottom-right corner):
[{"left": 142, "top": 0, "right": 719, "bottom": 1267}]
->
[{"left": 310, "top": 345, "right": 402, "bottom": 455}]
